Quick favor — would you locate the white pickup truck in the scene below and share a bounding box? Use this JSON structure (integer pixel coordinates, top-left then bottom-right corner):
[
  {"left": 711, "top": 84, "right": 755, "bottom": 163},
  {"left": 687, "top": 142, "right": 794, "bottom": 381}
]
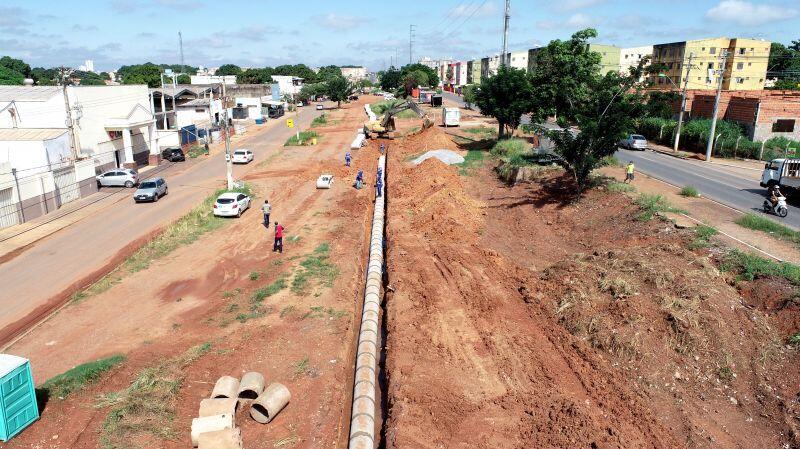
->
[{"left": 761, "top": 158, "right": 800, "bottom": 190}]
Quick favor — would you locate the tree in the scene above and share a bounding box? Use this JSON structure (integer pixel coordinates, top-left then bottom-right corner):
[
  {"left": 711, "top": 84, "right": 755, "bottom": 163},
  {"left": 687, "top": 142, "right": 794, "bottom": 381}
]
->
[
  {"left": 767, "top": 41, "right": 800, "bottom": 89},
  {"left": 73, "top": 71, "right": 107, "bottom": 85},
  {"left": 0, "top": 56, "right": 31, "bottom": 78},
  {"left": 118, "top": 63, "right": 163, "bottom": 87},
  {"left": 298, "top": 82, "right": 326, "bottom": 102},
  {"left": 445, "top": 65, "right": 454, "bottom": 84},
  {"left": 237, "top": 67, "right": 274, "bottom": 84},
  {"left": 400, "top": 63, "right": 439, "bottom": 87},
  {"left": 379, "top": 66, "right": 402, "bottom": 92},
  {"left": 0, "top": 65, "right": 24, "bottom": 85},
  {"left": 401, "top": 70, "right": 428, "bottom": 97},
  {"left": 645, "top": 91, "right": 680, "bottom": 119},
  {"left": 175, "top": 74, "right": 189, "bottom": 84},
  {"left": 31, "top": 67, "right": 58, "bottom": 85},
  {"left": 474, "top": 65, "right": 533, "bottom": 139},
  {"left": 216, "top": 64, "right": 242, "bottom": 76},
  {"left": 326, "top": 75, "right": 353, "bottom": 108},
  {"left": 317, "top": 65, "right": 342, "bottom": 82},
  {"left": 462, "top": 84, "right": 477, "bottom": 109},
  {"left": 773, "top": 79, "right": 800, "bottom": 90},
  {"left": 273, "top": 64, "right": 317, "bottom": 82},
  {"left": 530, "top": 29, "right": 646, "bottom": 191}
]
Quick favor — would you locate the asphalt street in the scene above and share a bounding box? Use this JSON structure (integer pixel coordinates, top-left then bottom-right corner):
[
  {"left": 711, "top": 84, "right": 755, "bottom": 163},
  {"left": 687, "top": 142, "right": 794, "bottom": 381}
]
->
[
  {"left": 0, "top": 106, "right": 322, "bottom": 338},
  {"left": 616, "top": 148, "right": 800, "bottom": 229}
]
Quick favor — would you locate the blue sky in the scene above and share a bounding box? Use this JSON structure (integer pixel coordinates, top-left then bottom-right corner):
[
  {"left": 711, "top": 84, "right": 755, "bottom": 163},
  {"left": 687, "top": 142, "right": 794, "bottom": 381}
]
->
[{"left": 1, "top": 0, "right": 798, "bottom": 72}]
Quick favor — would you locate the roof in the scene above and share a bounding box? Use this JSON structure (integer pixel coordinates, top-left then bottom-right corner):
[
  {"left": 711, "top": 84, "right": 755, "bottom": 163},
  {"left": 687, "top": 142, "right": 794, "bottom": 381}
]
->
[
  {"left": 0, "top": 354, "right": 28, "bottom": 378},
  {"left": 181, "top": 98, "right": 210, "bottom": 107},
  {"left": 217, "top": 192, "right": 243, "bottom": 199},
  {"left": 0, "top": 128, "right": 68, "bottom": 141},
  {"left": 0, "top": 86, "right": 62, "bottom": 102}
]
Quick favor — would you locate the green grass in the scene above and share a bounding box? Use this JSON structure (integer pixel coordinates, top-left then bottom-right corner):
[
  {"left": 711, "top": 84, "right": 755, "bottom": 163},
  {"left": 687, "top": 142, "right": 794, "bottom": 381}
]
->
[
  {"left": 310, "top": 114, "right": 327, "bottom": 127},
  {"left": 598, "top": 155, "right": 621, "bottom": 167},
  {"left": 284, "top": 131, "right": 319, "bottom": 146},
  {"left": 720, "top": 249, "right": 800, "bottom": 284},
  {"left": 735, "top": 213, "right": 800, "bottom": 245},
  {"left": 606, "top": 181, "right": 635, "bottom": 193},
  {"left": 463, "top": 126, "right": 497, "bottom": 137},
  {"left": 789, "top": 332, "right": 800, "bottom": 346},
  {"left": 99, "top": 343, "right": 211, "bottom": 449},
  {"left": 635, "top": 193, "right": 686, "bottom": 221},
  {"left": 679, "top": 185, "right": 700, "bottom": 197},
  {"left": 39, "top": 355, "right": 125, "bottom": 400},
  {"left": 490, "top": 138, "right": 529, "bottom": 157},
  {"left": 455, "top": 149, "right": 486, "bottom": 175},
  {"left": 124, "top": 184, "right": 252, "bottom": 273},
  {"left": 689, "top": 224, "right": 719, "bottom": 249},
  {"left": 291, "top": 243, "right": 339, "bottom": 295},
  {"left": 186, "top": 145, "right": 208, "bottom": 158},
  {"left": 293, "top": 357, "right": 310, "bottom": 376},
  {"left": 249, "top": 271, "right": 260, "bottom": 281},
  {"left": 371, "top": 99, "right": 419, "bottom": 118},
  {"left": 251, "top": 276, "right": 288, "bottom": 305}
]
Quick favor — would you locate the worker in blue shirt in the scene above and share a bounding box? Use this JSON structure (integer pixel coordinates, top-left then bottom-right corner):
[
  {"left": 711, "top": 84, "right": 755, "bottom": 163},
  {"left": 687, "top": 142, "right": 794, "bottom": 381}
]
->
[
  {"left": 356, "top": 169, "right": 363, "bottom": 189},
  {"left": 345, "top": 152, "right": 351, "bottom": 167},
  {"left": 380, "top": 143, "right": 385, "bottom": 154}
]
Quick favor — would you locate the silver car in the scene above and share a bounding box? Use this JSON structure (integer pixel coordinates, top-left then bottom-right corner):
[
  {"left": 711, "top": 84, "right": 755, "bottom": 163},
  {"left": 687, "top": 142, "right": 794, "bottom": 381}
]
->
[
  {"left": 620, "top": 134, "right": 648, "bottom": 150},
  {"left": 133, "top": 177, "right": 168, "bottom": 203},
  {"left": 97, "top": 168, "right": 138, "bottom": 188}
]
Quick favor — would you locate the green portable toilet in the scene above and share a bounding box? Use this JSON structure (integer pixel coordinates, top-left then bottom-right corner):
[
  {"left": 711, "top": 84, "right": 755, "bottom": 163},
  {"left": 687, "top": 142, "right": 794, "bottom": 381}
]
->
[{"left": 0, "top": 354, "right": 38, "bottom": 441}]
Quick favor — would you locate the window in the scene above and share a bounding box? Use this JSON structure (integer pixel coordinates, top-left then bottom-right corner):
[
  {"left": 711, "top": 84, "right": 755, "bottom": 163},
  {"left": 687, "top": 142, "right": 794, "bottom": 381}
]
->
[
  {"left": 773, "top": 119, "right": 796, "bottom": 133},
  {"left": 195, "top": 108, "right": 204, "bottom": 113},
  {"left": 710, "top": 47, "right": 716, "bottom": 54},
  {"left": 108, "top": 130, "right": 122, "bottom": 140},
  {"left": 708, "top": 62, "right": 714, "bottom": 69},
  {"left": 736, "top": 77, "right": 744, "bottom": 84},
  {"left": 736, "top": 62, "right": 744, "bottom": 70},
  {"left": 748, "top": 62, "right": 752, "bottom": 66},
  {"left": 702, "top": 47, "right": 706, "bottom": 51},
  {"left": 739, "top": 48, "right": 746, "bottom": 55}
]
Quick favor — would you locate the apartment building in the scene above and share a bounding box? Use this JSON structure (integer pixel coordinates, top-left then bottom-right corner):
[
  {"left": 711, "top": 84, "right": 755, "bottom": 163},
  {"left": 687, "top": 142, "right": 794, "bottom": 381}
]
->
[
  {"left": 588, "top": 44, "right": 622, "bottom": 76},
  {"left": 620, "top": 45, "right": 653, "bottom": 77},
  {"left": 651, "top": 37, "right": 771, "bottom": 91},
  {"left": 340, "top": 66, "right": 367, "bottom": 82},
  {"left": 471, "top": 59, "right": 482, "bottom": 85},
  {"left": 505, "top": 51, "right": 529, "bottom": 71}
]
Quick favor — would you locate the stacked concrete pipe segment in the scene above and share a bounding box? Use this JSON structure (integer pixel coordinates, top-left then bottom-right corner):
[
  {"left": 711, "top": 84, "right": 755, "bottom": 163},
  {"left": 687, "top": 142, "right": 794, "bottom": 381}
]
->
[{"left": 349, "top": 155, "right": 386, "bottom": 449}]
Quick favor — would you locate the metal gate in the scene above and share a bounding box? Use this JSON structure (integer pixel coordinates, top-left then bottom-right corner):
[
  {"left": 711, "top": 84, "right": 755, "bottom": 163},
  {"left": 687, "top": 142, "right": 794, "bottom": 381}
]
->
[
  {"left": 53, "top": 167, "right": 79, "bottom": 207},
  {"left": 0, "top": 187, "right": 19, "bottom": 228}
]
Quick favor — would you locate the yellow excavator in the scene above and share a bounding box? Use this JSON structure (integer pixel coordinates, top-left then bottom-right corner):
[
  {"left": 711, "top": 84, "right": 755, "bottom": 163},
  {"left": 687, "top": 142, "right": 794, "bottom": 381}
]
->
[{"left": 363, "top": 100, "right": 432, "bottom": 139}]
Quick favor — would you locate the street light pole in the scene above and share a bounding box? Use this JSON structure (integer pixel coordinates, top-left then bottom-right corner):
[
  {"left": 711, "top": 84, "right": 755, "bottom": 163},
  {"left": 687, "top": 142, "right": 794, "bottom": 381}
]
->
[
  {"left": 705, "top": 50, "right": 728, "bottom": 162},
  {"left": 222, "top": 82, "right": 233, "bottom": 190},
  {"left": 501, "top": 0, "right": 510, "bottom": 66},
  {"left": 674, "top": 52, "right": 693, "bottom": 152}
]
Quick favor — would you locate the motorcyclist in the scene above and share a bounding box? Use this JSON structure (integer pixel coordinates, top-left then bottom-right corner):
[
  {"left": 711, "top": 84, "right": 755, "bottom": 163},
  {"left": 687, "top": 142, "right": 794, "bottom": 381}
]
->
[{"left": 769, "top": 184, "right": 783, "bottom": 208}]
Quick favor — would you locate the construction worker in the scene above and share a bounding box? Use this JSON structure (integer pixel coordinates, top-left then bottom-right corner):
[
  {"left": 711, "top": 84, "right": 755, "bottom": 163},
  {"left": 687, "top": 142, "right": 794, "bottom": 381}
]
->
[
  {"left": 380, "top": 143, "right": 385, "bottom": 154},
  {"left": 624, "top": 161, "right": 635, "bottom": 183},
  {"left": 375, "top": 177, "right": 383, "bottom": 198},
  {"left": 261, "top": 200, "right": 271, "bottom": 228},
  {"left": 273, "top": 222, "right": 284, "bottom": 253},
  {"left": 356, "top": 169, "right": 363, "bottom": 189},
  {"left": 345, "top": 151, "right": 351, "bottom": 167}
]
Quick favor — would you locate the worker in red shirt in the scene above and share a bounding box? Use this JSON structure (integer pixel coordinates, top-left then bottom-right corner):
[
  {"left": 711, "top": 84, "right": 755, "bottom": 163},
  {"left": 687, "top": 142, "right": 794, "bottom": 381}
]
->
[{"left": 273, "top": 222, "right": 284, "bottom": 253}]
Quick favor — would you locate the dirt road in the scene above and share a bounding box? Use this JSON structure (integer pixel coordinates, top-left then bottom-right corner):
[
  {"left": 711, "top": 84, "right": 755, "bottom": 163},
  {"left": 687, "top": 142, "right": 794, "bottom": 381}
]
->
[{"left": 0, "top": 107, "right": 321, "bottom": 345}]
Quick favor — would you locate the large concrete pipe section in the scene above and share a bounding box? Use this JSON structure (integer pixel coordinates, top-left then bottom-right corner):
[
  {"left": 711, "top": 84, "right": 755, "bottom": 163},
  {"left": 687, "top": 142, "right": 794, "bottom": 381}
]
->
[{"left": 349, "top": 155, "right": 386, "bottom": 449}]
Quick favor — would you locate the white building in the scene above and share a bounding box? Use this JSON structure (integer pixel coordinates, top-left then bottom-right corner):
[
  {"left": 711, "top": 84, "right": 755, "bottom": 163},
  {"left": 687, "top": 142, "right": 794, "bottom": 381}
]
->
[
  {"left": 271, "top": 76, "right": 304, "bottom": 98},
  {"left": 0, "top": 85, "right": 159, "bottom": 228},
  {"left": 418, "top": 57, "right": 438, "bottom": 70},
  {"left": 190, "top": 74, "right": 237, "bottom": 85},
  {"left": 78, "top": 59, "right": 94, "bottom": 73},
  {"left": 341, "top": 66, "right": 367, "bottom": 82},
  {"left": 506, "top": 51, "right": 529, "bottom": 71},
  {"left": 620, "top": 45, "right": 653, "bottom": 79}
]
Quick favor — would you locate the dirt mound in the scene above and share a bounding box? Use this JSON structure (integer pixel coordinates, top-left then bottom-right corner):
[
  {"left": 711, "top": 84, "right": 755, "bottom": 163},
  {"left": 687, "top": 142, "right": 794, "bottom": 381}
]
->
[{"left": 383, "top": 126, "right": 800, "bottom": 448}]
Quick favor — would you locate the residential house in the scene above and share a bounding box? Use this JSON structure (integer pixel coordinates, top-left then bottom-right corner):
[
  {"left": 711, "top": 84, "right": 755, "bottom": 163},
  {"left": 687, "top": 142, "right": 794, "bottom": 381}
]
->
[
  {"left": 271, "top": 76, "right": 304, "bottom": 100},
  {"left": 650, "top": 37, "right": 771, "bottom": 91},
  {"left": 588, "top": 44, "right": 621, "bottom": 76}
]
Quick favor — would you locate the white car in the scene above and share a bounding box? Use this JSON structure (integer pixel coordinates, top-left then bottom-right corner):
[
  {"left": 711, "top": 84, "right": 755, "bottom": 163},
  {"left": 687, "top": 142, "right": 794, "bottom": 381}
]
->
[
  {"left": 316, "top": 174, "right": 334, "bottom": 189},
  {"left": 316, "top": 104, "right": 324, "bottom": 110},
  {"left": 231, "top": 149, "right": 254, "bottom": 164},
  {"left": 213, "top": 192, "right": 251, "bottom": 217}
]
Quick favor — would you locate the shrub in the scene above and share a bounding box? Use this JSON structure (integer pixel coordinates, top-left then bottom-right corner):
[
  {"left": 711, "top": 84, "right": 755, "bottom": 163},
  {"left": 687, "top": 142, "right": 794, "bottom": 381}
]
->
[
  {"left": 735, "top": 213, "right": 800, "bottom": 245},
  {"left": 491, "top": 138, "right": 529, "bottom": 157},
  {"left": 635, "top": 193, "right": 685, "bottom": 221},
  {"left": 679, "top": 186, "right": 700, "bottom": 197},
  {"left": 598, "top": 155, "right": 620, "bottom": 167},
  {"left": 284, "top": 131, "right": 319, "bottom": 146},
  {"left": 720, "top": 250, "right": 800, "bottom": 284},
  {"left": 637, "top": 117, "right": 677, "bottom": 145},
  {"left": 40, "top": 355, "right": 125, "bottom": 399},
  {"left": 689, "top": 224, "right": 718, "bottom": 249}
]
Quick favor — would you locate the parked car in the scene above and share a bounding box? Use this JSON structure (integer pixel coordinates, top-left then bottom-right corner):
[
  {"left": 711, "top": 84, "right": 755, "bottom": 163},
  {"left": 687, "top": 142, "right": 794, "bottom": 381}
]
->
[
  {"left": 619, "top": 134, "right": 648, "bottom": 150},
  {"left": 213, "top": 192, "right": 251, "bottom": 217},
  {"left": 133, "top": 177, "right": 168, "bottom": 203},
  {"left": 316, "top": 174, "right": 334, "bottom": 189},
  {"left": 232, "top": 149, "right": 254, "bottom": 164},
  {"left": 96, "top": 168, "right": 138, "bottom": 188},
  {"left": 316, "top": 103, "right": 324, "bottom": 110},
  {"left": 161, "top": 147, "right": 185, "bottom": 162}
]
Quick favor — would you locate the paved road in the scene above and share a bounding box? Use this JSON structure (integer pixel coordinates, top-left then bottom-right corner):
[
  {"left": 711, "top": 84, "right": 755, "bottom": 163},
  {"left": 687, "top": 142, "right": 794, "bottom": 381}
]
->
[
  {"left": 616, "top": 148, "right": 800, "bottom": 230},
  {"left": 0, "top": 106, "right": 322, "bottom": 339}
]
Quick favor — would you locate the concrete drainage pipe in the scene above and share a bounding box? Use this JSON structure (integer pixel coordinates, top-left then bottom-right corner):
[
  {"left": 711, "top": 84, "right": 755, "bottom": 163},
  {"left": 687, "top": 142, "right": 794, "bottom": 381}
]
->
[
  {"left": 249, "top": 382, "right": 291, "bottom": 424},
  {"left": 198, "top": 398, "right": 238, "bottom": 417},
  {"left": 198, "top": 428, "right": 243, "bottom": 449},
  {"left": 238, "top": 372, "right": 265, "bottom": 400},
  {"left": 211, "top": 376, "right": 239, "bottom": 399},
  {"left": 190, "top": 413, "right": 234, "bottom": 447},
  {"left": 348, "top": 155, "right": 386, "bottom": 449}
]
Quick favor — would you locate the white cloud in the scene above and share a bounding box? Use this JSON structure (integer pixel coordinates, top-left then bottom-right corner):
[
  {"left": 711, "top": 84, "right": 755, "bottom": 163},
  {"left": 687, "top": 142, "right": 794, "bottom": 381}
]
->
[
  {"left": 556, "top": 0, "right": 606, "bottom": 11},
  {"left": 706, "top": 0, "right": 797, "bottom": 26},
  {"left": 451, "top": 2, "right": 499, "bottom": 18},
  {"left": 566, "top": 13, "right": 597, "bottom": 28},
  {"left": 313, "top": 13, "right": 363, "bottom": 31}
]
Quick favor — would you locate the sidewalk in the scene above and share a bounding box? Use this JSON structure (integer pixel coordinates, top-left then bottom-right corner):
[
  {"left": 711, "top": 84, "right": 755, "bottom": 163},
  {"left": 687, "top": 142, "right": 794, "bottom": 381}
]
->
[
  {"left": 647, "top": 142, "right": 764, "bottom": 172},
  {"left": 0, "top": 121, "right": 276, "bottom": 260}
]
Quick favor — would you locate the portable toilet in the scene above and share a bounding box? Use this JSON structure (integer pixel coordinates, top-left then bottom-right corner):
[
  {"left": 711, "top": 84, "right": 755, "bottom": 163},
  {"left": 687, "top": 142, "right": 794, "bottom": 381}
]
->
[
  {"left": 442, "top": 108, "right": 461, "bottom": 127},
  {"left": 0, "top": 355, "right": 38, "bottom": 441}
]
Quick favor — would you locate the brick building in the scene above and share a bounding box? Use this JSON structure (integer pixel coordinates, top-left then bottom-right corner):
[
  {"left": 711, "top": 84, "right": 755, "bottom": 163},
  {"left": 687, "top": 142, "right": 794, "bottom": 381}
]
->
[{"left": 661, "top": 89, "right": 800, "bottom": 142}]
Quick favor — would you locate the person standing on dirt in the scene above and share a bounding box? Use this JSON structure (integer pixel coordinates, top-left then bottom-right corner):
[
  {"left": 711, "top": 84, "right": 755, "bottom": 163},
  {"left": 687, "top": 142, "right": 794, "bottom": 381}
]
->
[
  {"left": 273, "top": 222, "right": 284, "bottom": 253},
  {"left": 375, "top": 177, "right": 383, "bottom": 198},
  {"left": 261, "top": 200, "right": 271, "bottom": 228},
  {"left": 380, "top": 143, "right": 385, "bottom": 154},
  {"left": 356, "top": 169, "right": 363, "bottom": 189},
  {"left": 345, "top": 152, "right": 351, "bottom": 167},
  {"left": 624, "top": 161, "right": 635, "bottom": 183}
]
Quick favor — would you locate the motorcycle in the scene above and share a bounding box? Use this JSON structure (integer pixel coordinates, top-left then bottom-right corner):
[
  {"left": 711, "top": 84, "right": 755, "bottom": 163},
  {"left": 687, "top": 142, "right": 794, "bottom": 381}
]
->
[{"left": 763, "top": 195, "right": 789, "bottom": 218}]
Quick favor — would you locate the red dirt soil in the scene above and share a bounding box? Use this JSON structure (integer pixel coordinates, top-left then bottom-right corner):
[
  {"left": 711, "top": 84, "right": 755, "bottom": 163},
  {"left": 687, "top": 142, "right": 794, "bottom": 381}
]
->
[{"left": 383, "top": 126, "right": 800, "bottom": 448}]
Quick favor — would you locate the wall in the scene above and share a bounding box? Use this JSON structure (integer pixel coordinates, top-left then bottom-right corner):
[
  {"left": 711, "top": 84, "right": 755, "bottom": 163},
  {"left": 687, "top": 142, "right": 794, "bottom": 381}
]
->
[
  {"left": 190, "top": 75, "right": 236, "bottom": 85},
  {"left": 724, "top": 38, "right": 771, "bottom": 91},
  {"left": 0, "top": 90, "right": 67, "bottom": 129},
  {"left": 471, "top": 59, "right": 482, "bottom": 85},
  {"left": 620, "top": 45, "right": 653, "bottom": 77},
  {"left": 508, "top": 51, "right": 528, "bottom": 71},
  {"left": 588, "top": 44, "right": 621, "bottom": 75}
]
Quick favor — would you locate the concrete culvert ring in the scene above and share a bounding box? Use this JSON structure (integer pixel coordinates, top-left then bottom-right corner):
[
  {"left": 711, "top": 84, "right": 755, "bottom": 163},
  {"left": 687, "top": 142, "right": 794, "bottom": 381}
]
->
[
  {"left": 249, "top": 383, "right": 291, "bottom": 424},
  {"left": 237, "top": 372, "right": 265, "bottom": 400},
  {"left": 211, "top": 376, "right": 240, "bottom": 399}
]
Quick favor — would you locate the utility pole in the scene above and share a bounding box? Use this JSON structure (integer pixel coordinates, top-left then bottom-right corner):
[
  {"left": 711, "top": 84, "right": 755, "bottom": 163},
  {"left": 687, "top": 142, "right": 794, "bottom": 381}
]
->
[
  {"left": 222, "top": 82, "right": 233, "bottom": 189},
  {"left": 705, "top": 50, "right": 728, "bottom": 162},
  {"left": 178, "top": 31, "right": 185, "bottom": 75},
  {"left": 501, "top": 0, "right": 510, "bottom": 66},
  {"left": 673, "top": 52, "right": 693, "bottom": 152},
  {"left": 409, "top": 25, "right": 416, "bottom": 64}
]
